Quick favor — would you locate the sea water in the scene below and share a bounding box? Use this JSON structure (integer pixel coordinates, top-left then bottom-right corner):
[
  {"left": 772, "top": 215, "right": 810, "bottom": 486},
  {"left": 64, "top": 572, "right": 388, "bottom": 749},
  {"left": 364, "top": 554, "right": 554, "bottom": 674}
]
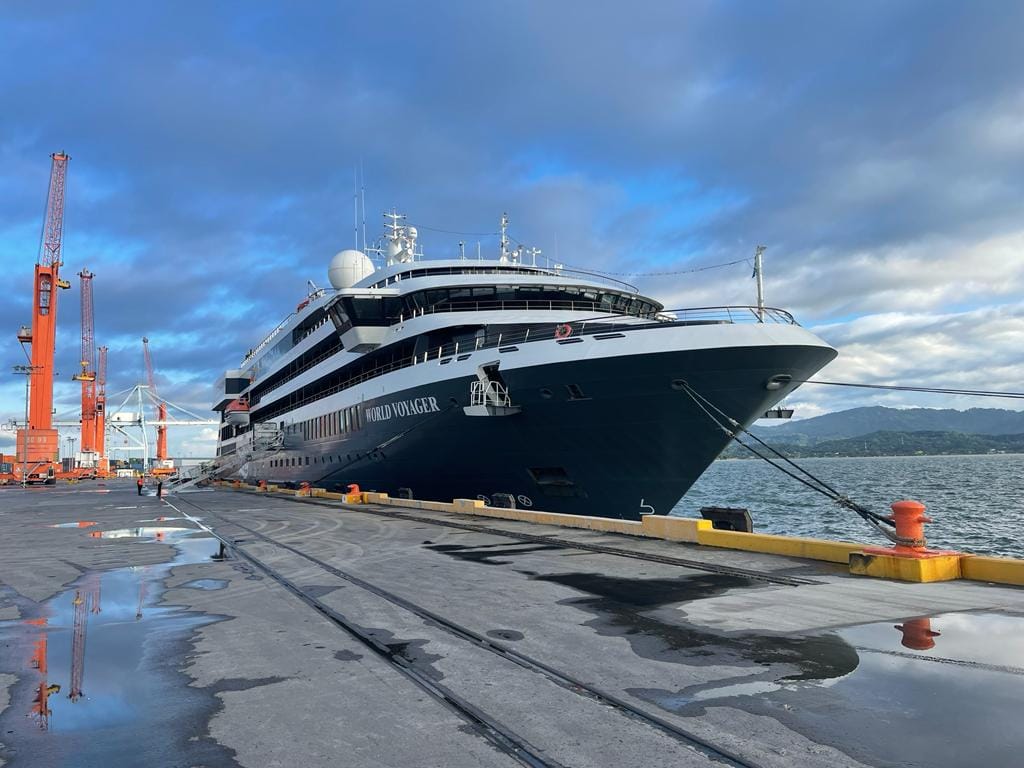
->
[{"left": 671, "top": 453, "right": 1024, "bottom": 558}]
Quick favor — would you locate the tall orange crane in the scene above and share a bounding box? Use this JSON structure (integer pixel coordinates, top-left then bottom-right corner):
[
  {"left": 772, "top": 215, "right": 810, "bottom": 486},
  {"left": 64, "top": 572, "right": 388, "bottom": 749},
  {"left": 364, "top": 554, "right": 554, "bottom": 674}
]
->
[
  {"left": 95, "top": 346, "right": 108, "bottom": 474},
  {"left": 73, "top": 269, "right": 97, "bottom": 470},
  {"left": 142, "top": 337, "right": 170, "bottom": 472},
  {"left": 15, "top": 152, "right": 71, "bottom": 484}
]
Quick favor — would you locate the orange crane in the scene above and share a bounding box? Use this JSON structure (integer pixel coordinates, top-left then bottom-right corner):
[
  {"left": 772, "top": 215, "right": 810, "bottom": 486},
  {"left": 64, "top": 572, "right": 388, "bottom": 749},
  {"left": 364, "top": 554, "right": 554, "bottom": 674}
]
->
[
  {"left": 96, "top": 346, "right": 108, "bottom": 475},
  {"left": 73, "top": 269, "right": 97, "bottom": 472},
  {"left": 142, "top": 337, "right": 172, "bottom": 474},
  {"left": 15, "top": 152, "right": 71, "bottom": 484}
]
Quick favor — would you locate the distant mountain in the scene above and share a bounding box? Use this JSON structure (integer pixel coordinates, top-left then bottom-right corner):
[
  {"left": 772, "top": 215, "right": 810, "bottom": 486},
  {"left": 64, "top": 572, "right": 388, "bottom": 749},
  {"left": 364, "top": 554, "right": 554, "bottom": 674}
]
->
[
  {"left": 752, "top": 406, "right": 1024, "bottom": 445},
  {"left": 721, "top": 430, "right": 1024, "bottom": 459}
]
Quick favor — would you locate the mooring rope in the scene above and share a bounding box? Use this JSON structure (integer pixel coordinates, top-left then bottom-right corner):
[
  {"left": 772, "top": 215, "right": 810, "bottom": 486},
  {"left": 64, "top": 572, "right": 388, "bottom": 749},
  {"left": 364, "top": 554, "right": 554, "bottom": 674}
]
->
[{"left": 678, "top": 382, "right": 914, "bottom": 546}]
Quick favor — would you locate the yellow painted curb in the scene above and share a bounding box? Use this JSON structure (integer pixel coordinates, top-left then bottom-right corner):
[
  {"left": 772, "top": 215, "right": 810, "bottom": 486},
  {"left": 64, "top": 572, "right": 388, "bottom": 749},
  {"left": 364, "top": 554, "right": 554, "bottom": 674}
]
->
[
  {"left": 641, "top": 516, "right": 707, "bottom": 543},
  {"left": 849, "top": 552, "right": 962, "bottom": 583},
  {"left": 961, "top": 555, "right": 1024, "bottom": 586},
  {"left": 696, "top": 528, "right": 862, "bottom": 564}
]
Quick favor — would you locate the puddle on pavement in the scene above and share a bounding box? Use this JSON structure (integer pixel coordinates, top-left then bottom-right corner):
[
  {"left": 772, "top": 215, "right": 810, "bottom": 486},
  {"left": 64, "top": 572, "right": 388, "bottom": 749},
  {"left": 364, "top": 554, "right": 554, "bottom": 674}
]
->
[
  {"left": 542, "top": 570, "right": 860, "bottom": 681},
  {"left": 180, "top": 579, "right": 229, "bottom": 591},
  {"left": 630, "top": 611, "right": 1024, "bottom": 768},
  {"left": 48, "top": 521, "right": 98, "bottom": 529},
  {"left": 0, "top": 530, "right": 234, "bottom": 767},
  {"left": 86, "top": 526, "right": 194, "bottom": 542}
]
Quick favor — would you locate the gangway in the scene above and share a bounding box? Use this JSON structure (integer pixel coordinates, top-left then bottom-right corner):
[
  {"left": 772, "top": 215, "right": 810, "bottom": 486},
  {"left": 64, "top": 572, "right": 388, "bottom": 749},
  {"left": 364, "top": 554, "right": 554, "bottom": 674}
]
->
[{"left": 166, "top": 423, "right": 283, "bottom": 494}]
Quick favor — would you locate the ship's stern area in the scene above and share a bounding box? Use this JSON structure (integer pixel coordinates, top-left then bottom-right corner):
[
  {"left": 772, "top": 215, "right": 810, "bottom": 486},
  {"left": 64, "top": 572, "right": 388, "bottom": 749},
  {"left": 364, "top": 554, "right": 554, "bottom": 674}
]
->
[{"left": 308, "top": 322, "right": 837, "bottom": 520}]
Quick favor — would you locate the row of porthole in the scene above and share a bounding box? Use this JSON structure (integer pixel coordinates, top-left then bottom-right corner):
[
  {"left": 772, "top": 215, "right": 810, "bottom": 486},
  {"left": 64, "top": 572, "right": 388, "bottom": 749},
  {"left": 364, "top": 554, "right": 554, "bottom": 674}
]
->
[{"left": 269, "top": 453, "right": 355, "bottom": 468}]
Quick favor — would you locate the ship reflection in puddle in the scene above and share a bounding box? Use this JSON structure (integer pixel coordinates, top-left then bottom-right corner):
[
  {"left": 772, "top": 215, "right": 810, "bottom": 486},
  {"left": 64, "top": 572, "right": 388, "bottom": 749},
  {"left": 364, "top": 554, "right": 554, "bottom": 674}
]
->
[{"left": 0, "top": 531, "right": 223, "bottom": 753}]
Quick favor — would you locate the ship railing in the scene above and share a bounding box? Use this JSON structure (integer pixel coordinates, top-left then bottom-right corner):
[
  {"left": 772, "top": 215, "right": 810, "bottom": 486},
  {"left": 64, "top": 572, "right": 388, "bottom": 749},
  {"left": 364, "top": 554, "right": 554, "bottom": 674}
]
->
[
  {"left": 394, "top": 301, "right": 795, "bottom": 325},
  {"left": 369, "top": 264, "right": 640, "bottom": 293},
  {"left": 241, "top": 314, "right": 295, "bottom": 365},
  {"left": 248, "top": 306, "right": 797, "bottom": 422},
  {"left": 470, "top": 380, "right": 511, "bottom": 408},
  {"left": 397, "top": 298, "right": 657, "bottom": 321}
]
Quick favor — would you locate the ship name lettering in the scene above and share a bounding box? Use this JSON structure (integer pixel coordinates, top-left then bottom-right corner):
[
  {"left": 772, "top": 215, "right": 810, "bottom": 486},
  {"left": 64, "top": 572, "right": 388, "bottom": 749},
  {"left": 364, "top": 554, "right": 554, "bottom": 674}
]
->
[{"left": 364, "top": 396, "right": 440, "bottom": 423}]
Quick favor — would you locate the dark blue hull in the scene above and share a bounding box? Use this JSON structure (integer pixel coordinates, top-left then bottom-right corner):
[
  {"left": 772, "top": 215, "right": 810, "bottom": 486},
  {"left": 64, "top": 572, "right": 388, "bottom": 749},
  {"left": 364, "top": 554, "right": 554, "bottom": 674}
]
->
[{"left": 241, "top": 343, "right": 835, "bottom": 520}]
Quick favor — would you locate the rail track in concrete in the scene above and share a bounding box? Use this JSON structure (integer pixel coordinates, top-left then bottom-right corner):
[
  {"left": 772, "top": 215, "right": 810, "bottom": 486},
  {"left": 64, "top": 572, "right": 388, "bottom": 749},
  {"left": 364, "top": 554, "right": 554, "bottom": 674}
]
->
[{"left": 166, "top": 492, "right": 763, "bottom": 768}]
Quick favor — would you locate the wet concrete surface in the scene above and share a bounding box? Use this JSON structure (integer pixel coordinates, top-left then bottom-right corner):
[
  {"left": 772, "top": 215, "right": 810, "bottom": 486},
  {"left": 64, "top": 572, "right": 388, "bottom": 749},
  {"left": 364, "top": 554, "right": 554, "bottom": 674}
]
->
[{"left": 2, "top": 483, "right": 1024, "bottom": 767}]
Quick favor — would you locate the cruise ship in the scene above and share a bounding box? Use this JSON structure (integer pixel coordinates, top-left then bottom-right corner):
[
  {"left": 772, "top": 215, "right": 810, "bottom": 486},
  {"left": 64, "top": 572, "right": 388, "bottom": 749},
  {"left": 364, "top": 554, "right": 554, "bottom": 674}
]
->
[{"left": 214, "top": 213, "right": 836, "bottom": 520}]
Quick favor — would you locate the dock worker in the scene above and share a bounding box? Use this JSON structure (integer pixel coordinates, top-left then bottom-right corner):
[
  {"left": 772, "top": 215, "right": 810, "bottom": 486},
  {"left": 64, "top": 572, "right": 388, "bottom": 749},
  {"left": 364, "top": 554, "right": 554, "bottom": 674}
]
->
[
  {"left": 157, "top": 479, "right": 163, "bottom": 498},
  {"left": 136, "top": 475, "right": 144, "bottom": 496}
]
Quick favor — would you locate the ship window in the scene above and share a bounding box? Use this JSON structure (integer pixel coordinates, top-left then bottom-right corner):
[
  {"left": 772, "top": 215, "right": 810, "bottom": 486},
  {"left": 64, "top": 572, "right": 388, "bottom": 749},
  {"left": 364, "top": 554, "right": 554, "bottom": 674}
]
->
[{"left": 305, "top": 456, "right": 309, "bottom": 465}]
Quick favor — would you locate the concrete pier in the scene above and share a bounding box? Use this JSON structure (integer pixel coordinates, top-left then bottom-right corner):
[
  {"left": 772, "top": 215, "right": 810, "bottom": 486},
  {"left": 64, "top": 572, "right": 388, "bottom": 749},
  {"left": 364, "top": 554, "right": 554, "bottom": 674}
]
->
[{"left": 2, "top": 481, "right": 1023, "bottom": 767}]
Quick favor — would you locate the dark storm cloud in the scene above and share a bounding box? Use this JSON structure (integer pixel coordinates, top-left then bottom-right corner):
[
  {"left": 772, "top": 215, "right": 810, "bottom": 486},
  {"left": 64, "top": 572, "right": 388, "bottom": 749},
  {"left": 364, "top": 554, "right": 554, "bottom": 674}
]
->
[{"left": 2, "top": 1, "right": 1023, "bottom": 451}]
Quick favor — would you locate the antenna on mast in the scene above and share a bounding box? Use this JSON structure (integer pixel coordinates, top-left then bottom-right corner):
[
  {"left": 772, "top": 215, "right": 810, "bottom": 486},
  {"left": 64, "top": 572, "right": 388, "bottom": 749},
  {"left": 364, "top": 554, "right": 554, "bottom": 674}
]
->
[
  {"left": 352, "top": 169, "right": 359, "bottom": 249},
  {"left": 499, "top": 212, "right": 509, "bottom": 263},
  {"left": 753, "top": 245, "right": 766, "bottom": 323},
  {"left": 360, "top": 160, "right": 367, "bottom": 251}
]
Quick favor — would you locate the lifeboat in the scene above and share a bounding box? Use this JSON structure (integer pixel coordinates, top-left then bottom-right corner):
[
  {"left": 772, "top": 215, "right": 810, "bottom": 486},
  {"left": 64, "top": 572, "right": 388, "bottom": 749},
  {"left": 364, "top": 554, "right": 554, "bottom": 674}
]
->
[{"left": 224, "top": 398, "right": 250, "bottom": 427}]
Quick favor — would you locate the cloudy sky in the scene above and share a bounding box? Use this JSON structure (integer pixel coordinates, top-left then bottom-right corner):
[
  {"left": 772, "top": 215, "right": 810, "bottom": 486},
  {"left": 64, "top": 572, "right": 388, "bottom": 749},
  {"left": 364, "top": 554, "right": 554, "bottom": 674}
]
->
[{"left": 2, "top": 1, "right": 1022, "bottom": 457}]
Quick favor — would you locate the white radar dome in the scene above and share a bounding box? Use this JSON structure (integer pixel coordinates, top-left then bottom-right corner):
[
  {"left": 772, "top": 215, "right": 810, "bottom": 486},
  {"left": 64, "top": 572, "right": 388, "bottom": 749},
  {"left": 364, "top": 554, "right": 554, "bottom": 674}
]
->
[{"left": 328, "top": 249, "right": 375, "bottom": 289}]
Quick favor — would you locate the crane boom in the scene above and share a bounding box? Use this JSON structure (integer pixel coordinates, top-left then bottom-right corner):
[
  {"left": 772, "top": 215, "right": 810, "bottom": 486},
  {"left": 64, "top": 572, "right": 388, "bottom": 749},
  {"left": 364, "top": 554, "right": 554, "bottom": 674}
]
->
[{"left": 38, "top": 153, "right": 69, "bottom": 267}]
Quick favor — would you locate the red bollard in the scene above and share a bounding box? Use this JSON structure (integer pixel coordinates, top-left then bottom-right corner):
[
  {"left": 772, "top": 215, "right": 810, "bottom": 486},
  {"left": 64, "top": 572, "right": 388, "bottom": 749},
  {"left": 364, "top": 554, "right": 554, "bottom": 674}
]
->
[
  {"left": 890, "top": 500, "right": 931, "bottom": 554},
  {"left": 860, "top": 499, "right": 959, "bottom": 561}
]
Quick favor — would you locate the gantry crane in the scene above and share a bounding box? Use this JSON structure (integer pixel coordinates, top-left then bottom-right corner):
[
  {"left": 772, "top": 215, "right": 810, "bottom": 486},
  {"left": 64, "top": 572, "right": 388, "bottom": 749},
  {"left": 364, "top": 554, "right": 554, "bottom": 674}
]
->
[
  {"left": 15, "top": 152, "right": 71, "bottom": 485},
  {"left": 142, "top": 337, "right": 172, "bottom": 474},
  {"left": 73, "top": 269, "right": 97, "bottom": 472},
  {"left": 96, "top": 346, "right": 108, "bottom": 474}
]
